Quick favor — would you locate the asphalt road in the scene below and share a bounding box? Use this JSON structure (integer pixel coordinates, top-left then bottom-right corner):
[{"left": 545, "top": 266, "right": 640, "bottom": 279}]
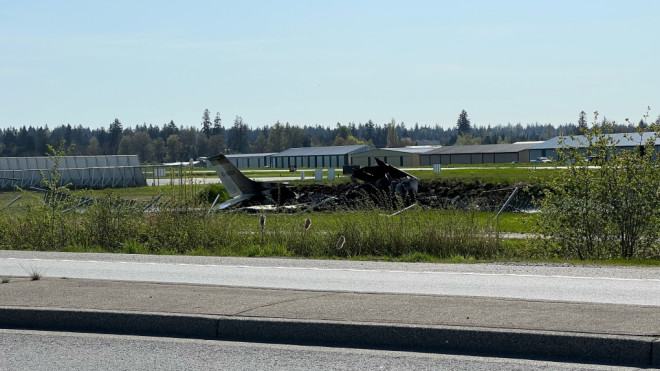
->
[
  {"left": 0, "top": 329, "right": 638, "bottom": 371},
  {"left": 2, "top": 251, "right": 658, "bottom": 306}
]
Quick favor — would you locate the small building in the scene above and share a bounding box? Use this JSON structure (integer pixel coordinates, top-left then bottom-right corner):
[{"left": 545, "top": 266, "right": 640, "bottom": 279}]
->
[
  {"left": 351, "top": 147, "right": 434, "bottom": 167},
  {"left": 225, "top": 153, "right": 275, "bottom": 168},
  {"left": 269, "top": 145, "right": 374, "bottom": 169},
  {"left": 529, "top": 132, "right": 660, "bottom": 161},
  {"left": 420, "top": 142, "right": 540, "bottom": 165}
]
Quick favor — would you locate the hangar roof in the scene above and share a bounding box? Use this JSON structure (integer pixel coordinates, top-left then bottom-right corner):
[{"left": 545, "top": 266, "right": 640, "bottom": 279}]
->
[
  {"left": 531, "top": 132, "right": 660, "bottom": 149},
  {"left": 382, "top": 147, "right": 437, "bottom": 154},
  {"left": 353, "top": 147, "right": 436, "bottom": 156},
  {"left": 423, "top": 142, "right": 540, "bottom": 155},
  {"left": 225, "top": 153, "right": 276, "bottom": 158},
  {"left": 272, "top": 145, "right": 374, "bottom": 157}
]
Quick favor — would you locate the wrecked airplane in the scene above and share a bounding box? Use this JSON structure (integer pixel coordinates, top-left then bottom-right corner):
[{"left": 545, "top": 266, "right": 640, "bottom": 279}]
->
[
  {"left": 346, "top": 157, "right": 418, "bottom": 208},
  {"left": 208, "top": 153, "right": 299, "bottom": 210},
  {"left": 208, "top": 153, "right": 419, "bottom": 212}
]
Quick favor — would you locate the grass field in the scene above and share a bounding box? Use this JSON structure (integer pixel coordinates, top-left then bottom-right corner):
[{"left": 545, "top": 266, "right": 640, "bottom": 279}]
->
[
  {"left": 151, "top": 163, "right": 556, "bottom": 180},
  {"left": 1, "top": 164, "right": 657, "bottom": 264}
]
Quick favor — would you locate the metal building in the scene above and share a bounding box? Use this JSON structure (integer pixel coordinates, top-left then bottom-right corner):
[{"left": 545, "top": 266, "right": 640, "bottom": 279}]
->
[
  {"left": 225, "top": 153, "right": 275, "bottom": 169},
  {"left": 529, "top": 133, "right": 660, "bottom": 161},
  {"left": 420, "top": 142, "right": 540, "bottom": 165},
  {"left": 351, "top": 147, "right": 434, "bottom": 167},
  {"left": 0, "top": 155, "right": 147, "bottom": 191},
  {"left": 269, "top": 145, "right": 374, "bottom": 169}
]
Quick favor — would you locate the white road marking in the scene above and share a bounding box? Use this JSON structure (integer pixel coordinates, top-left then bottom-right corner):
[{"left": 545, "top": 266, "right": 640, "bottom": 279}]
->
[
  {"left": 4, "top": 257, "right": 658, "bottom": 282},
  {"left": 2, "top": 256, "right": 659, "bottom": 306}
]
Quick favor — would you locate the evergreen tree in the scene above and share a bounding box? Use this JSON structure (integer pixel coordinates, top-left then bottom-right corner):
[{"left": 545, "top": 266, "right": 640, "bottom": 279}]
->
[
  {"left": 109, "top": 118, "right": 123, "bottom": 154},
  {"left": 578, "top": 111, "right": 588, "bottom": 132},
  {"left": 147, "top": 124, "right": 160, "bottom": 139},
  {"left": 228, "top": 116, "right": 249, "bottom": 153},
  {"left": 456, "top": 110, "right": 471, "bottom": 135},
  {"left": 364, "top": 120, "right": 376, "bottom": 142},
  {"left": 638, "top": 118, "right": 647, "bottom": 130},
  {"left": 201, "top": 109, "right": 212, "bottom": 137},
  {"left": 162, "top": 120, "right": 179, "bottom": 139},
  {"left": 212, "top": 112, "right": 223, "bottom": 135}
]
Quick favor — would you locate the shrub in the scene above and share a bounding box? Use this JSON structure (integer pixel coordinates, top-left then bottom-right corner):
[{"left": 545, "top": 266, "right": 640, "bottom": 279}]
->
[{"left": 535, "top": 111, "right": 660, "bottom": 259}]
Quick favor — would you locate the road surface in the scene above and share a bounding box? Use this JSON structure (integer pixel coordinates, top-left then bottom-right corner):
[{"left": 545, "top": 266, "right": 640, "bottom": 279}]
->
[
  {"left": 0, "top": 329, "right": 636, "bottom": 371},
  {"left": 1, "top": 251, "right": 658, "bottom": 306}
]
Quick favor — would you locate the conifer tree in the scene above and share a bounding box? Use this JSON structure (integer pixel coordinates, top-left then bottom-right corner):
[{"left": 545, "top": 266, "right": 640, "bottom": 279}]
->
[{"left": 456, "top": 110, "right": 471, "bottom": 135}]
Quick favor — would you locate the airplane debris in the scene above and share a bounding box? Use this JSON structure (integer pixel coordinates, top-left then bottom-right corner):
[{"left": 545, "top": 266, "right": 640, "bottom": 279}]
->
[{"left": 208, "top": 153, "right": 420, "bottom": 212}]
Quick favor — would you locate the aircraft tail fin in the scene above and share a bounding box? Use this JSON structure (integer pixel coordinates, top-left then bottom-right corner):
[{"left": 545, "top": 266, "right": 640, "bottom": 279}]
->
[{"left": 208, "top": 154, "right": 264, "bottom": 198}]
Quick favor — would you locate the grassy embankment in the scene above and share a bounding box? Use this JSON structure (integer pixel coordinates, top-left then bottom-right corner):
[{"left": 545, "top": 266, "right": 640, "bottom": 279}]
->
[{"left": 0, "top": 164, "right": 656, "bottom": 264}]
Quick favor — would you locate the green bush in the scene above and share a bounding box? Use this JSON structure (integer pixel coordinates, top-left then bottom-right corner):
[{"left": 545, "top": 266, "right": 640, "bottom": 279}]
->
[
  {"left": 534, "top": 113, "right": 660, "bottom": 260},
  {"left": 201, "top": 183, "right": 230, "bottom": 204}
]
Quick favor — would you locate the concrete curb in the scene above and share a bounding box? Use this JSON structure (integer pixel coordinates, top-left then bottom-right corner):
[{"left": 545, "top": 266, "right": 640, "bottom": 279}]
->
[{"left": 1, "top": 307, "right": 658, "bottom": 367}]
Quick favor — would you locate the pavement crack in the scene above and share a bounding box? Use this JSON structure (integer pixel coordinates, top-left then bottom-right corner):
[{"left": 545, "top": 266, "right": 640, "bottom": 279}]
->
[{"left": 230, "top": 292, "right": 337, "bottom": 316}]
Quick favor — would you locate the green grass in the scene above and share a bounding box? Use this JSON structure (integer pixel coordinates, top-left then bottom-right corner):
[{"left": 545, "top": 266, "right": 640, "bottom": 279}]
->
[
  {"left": 2, "top": 165, "right": 657, "bottom": 264},
  {"left": 410, "top": 167, "right": 555, "bottom": 184},
  {"left": 177, "top": 163, "right": 559, "bottom": 184},
  {"left": 494, "top": 212, "right": 537, "bottom": 233}
]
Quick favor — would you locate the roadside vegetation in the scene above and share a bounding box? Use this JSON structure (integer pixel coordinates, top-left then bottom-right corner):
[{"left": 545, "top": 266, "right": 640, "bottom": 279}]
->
[
  {"left": 0, "top": 185, "right": 514, "bottom": 261},
  {"left": 533, "top": 112, "right": 660, "bottom": 261},
  {"left": 1, "top": 129, "right": 659, "bottom": 264}
]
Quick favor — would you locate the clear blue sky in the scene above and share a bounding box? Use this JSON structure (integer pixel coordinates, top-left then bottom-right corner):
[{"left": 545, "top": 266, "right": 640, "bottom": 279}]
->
[{"left": 1, "top": 0, "right": 658, "bottom": 130}]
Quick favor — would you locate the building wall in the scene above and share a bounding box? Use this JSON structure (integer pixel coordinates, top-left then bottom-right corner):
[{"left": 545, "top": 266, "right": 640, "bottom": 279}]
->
[
  {"left": 421, "top": 150, "right": 531, "bottom": 165},
  {"left": 529, "top": 149, "right": 558, "bottom": 161},
  {"left": 493, "top": 153, "right": 518, "bottom": 163},
  {"left": 270, "top": 154, "right": 350, "bottom": 169},
  {"left": 449, "top": 154, "right": 470, "bottom": 164},
  {"left": 518, "top": 150, "right": 531, "bottom": 163},
  {"left": 351, "top": 149, "right": 419, "bottom": 167},
  {"left": 228, "top": 155, "right": 271, "bottom": 168},
  {"left": 470, "top": 154, "right": 482, "bottom": 164}
]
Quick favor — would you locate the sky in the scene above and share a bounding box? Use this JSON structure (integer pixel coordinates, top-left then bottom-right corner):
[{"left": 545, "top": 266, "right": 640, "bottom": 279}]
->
[{"left": 1, "top": 0, "right": 658, "bottom": 130}]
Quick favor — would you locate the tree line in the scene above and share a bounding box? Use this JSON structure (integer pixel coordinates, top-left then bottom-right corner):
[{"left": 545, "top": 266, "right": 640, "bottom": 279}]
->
[{"left": 1, "top": 109, "right": 655, "bottom": 163}]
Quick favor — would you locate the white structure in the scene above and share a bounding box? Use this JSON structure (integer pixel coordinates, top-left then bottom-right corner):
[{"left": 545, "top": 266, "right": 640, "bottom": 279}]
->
[{"left": 0, "top": 155, "right": 147, "bottom": 190}]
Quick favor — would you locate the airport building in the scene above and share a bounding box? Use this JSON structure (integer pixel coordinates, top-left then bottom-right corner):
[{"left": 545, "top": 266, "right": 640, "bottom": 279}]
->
[
  {"left": 529, "top": 132, "right": 660, "bottom": 160},
  {"left": 0, "top": 155, "right": 146, "bottom": 191},
  {"left": 420, "top": 142, "right": 540, "bottom": 165},
  {"left": 269, "top": 145, "right": 374, "bottom": 169},
  {"left": 350, "top": 147, "right": 434, "bottom": 167},
  {"left": 225, "top": 153, "right": 276, "bottom": 169}
]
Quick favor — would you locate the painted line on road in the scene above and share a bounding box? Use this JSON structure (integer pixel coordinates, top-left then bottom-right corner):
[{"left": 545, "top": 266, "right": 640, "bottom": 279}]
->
[{"left": 4, "top": 257, "right": 659, "bottom": 283}]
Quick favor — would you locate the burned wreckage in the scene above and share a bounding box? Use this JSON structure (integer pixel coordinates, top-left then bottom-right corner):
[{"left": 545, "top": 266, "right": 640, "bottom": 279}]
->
[{"left": 208, "top": 153, "right": 418, "bottom": 212}]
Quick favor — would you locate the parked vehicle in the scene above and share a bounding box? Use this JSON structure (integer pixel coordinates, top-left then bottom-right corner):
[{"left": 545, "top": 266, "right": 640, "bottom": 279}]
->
[{"left": 532, "top": 157, "right": 552, "bottom": 163}]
